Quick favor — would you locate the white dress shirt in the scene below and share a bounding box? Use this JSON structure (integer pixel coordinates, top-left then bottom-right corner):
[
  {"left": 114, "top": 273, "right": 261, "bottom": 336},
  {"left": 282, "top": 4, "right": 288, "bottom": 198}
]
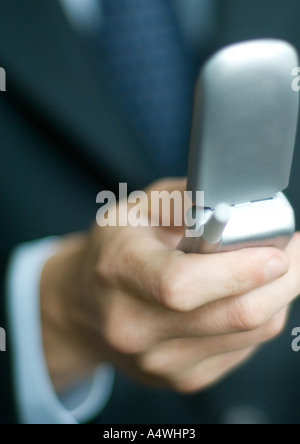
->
[
  {"left": 7, "top": 238, "right": 114, "bottom": 424},
  {"left": 7, "top": 0, "right": 215, "bottom": 424}
]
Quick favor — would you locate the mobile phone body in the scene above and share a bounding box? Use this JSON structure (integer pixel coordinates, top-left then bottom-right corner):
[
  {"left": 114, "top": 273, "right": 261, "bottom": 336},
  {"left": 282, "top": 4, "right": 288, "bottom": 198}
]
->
[{"left": 180, "top": 40, "right": 299, "bottom": 253}]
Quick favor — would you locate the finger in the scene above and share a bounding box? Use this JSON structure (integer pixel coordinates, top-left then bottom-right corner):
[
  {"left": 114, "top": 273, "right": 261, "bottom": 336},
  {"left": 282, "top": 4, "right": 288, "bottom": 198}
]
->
[
  {"left": 223, "top": 232, "right": 300, "bottom": 331},
  {"left": 165, "top": 234, "right": 300, "bottom": 338},
  {"left": 138, "top": 308, "right": 288, "bottom": 375},
  {"left": 100, "top": 231, "right": 289, "bottom": 312},
  {"left": 169, "top": 347, "right": 256, "bottom": 393}
]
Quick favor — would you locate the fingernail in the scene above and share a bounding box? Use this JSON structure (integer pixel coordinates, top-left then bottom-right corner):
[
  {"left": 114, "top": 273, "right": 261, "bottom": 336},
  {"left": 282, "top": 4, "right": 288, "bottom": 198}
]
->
[{"left": 265, "top": 256, "right": 288, "bottom": 282}]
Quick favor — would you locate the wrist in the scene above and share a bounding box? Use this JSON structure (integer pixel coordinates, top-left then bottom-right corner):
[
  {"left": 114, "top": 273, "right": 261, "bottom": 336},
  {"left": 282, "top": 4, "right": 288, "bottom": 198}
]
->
[{"left": 40, "top": 234, "right": 100, "bottom": 392}]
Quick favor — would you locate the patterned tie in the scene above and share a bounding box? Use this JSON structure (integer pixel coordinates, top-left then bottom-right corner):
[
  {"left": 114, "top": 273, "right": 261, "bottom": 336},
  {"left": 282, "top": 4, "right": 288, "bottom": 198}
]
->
[{"left": 99, "top": 0, "right": 194, "bottom": 177}]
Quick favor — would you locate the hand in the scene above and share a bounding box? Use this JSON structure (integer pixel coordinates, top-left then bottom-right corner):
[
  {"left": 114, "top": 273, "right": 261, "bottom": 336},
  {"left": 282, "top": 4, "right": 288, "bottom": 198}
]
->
[{"left": 41, "top": 179, "right": 300, "bottom": 393}]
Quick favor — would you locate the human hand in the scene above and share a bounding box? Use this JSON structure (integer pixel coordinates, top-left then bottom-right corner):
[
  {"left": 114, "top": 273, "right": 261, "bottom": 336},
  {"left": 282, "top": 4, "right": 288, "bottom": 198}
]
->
[{"left": 41, "top": 179, "right": 300, "bottom": 393}]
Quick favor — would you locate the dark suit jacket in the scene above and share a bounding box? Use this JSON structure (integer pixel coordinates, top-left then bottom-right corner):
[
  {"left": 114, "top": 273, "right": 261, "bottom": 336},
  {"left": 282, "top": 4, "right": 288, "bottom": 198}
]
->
[{"left": 1, "top": 0, "right": 300, "bottom": 424}]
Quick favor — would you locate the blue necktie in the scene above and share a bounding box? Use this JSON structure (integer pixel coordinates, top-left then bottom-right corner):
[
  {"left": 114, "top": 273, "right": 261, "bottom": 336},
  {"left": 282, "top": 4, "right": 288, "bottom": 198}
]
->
[{"left": 100, "top": 0, "right": 194, "bottom": 177}]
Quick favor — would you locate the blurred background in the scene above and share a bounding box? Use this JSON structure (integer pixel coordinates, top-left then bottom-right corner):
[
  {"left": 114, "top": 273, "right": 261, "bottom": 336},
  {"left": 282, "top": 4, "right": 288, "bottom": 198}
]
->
[{"left": 1, "top": 0, "right": 300, "bottom": 424}]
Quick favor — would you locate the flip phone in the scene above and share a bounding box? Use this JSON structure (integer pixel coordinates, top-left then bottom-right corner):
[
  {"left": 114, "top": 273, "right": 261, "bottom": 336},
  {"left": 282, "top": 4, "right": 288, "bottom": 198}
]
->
[{"left": 179, "top": 40, "right": 299, "bottom": 254}]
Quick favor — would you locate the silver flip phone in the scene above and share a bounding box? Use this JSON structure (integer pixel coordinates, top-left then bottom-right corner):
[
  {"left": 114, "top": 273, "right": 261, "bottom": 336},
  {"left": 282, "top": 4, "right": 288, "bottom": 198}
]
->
[{"left": 179, "top": 40, "right": 299, "bottom": 254}]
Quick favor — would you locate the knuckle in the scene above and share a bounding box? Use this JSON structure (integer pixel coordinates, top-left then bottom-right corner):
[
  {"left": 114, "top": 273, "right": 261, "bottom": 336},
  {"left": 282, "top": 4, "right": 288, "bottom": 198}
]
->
[
  {"left": 136, "top": 353, "right": 155, "bottom": 374},
  {"left": 101, "top": 306, "right": 150, "bottom": 355},
  {"left": 158, "top": 266, "right": 193, "bottom": 312},
  {"left": 96, "top": 255, "right": 114, "bottom": 284},
  {"left": 97, "top": 233, "right": 135, "bottom": 284},
  {"left": 226, "top": 297, "right": 265, "bottom": 332},
  {"left": 171, "top": 376, "right": 208, "bottom": 394},
  {"left": 103, "top": 325, "right": 145, "bottom": 355},
  {"left": 137, "top": 352, "right": 166, "bottom": 375},
  {"left": 262, "top": 312, "right": 287, "bottom": 341},
  {"left": 172, "top": 381, "right": 198, "bottom": 395},
  {"left": 224, "top": 270, "right": 248, "bottom": 297},
  {"left": 120, "top": 239, "right": 139, "bottom": 270}
]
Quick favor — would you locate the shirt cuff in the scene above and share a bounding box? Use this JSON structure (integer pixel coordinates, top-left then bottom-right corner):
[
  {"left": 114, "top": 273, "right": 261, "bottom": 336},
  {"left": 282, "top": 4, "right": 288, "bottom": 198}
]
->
[{"left": 6, "top": 237, "right": 114, "bottom": 424}]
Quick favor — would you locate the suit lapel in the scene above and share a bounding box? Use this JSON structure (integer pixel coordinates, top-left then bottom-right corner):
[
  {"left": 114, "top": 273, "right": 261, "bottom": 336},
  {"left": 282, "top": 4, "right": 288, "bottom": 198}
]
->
[{"left": 0, "top": 0, "right": 159, "bottom": 189}]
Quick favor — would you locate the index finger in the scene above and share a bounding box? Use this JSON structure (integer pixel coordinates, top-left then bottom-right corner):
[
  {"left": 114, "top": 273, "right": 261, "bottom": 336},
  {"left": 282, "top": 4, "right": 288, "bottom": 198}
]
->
[{"left": 100, "top": 231, "right": 289, "bottom": 312}]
